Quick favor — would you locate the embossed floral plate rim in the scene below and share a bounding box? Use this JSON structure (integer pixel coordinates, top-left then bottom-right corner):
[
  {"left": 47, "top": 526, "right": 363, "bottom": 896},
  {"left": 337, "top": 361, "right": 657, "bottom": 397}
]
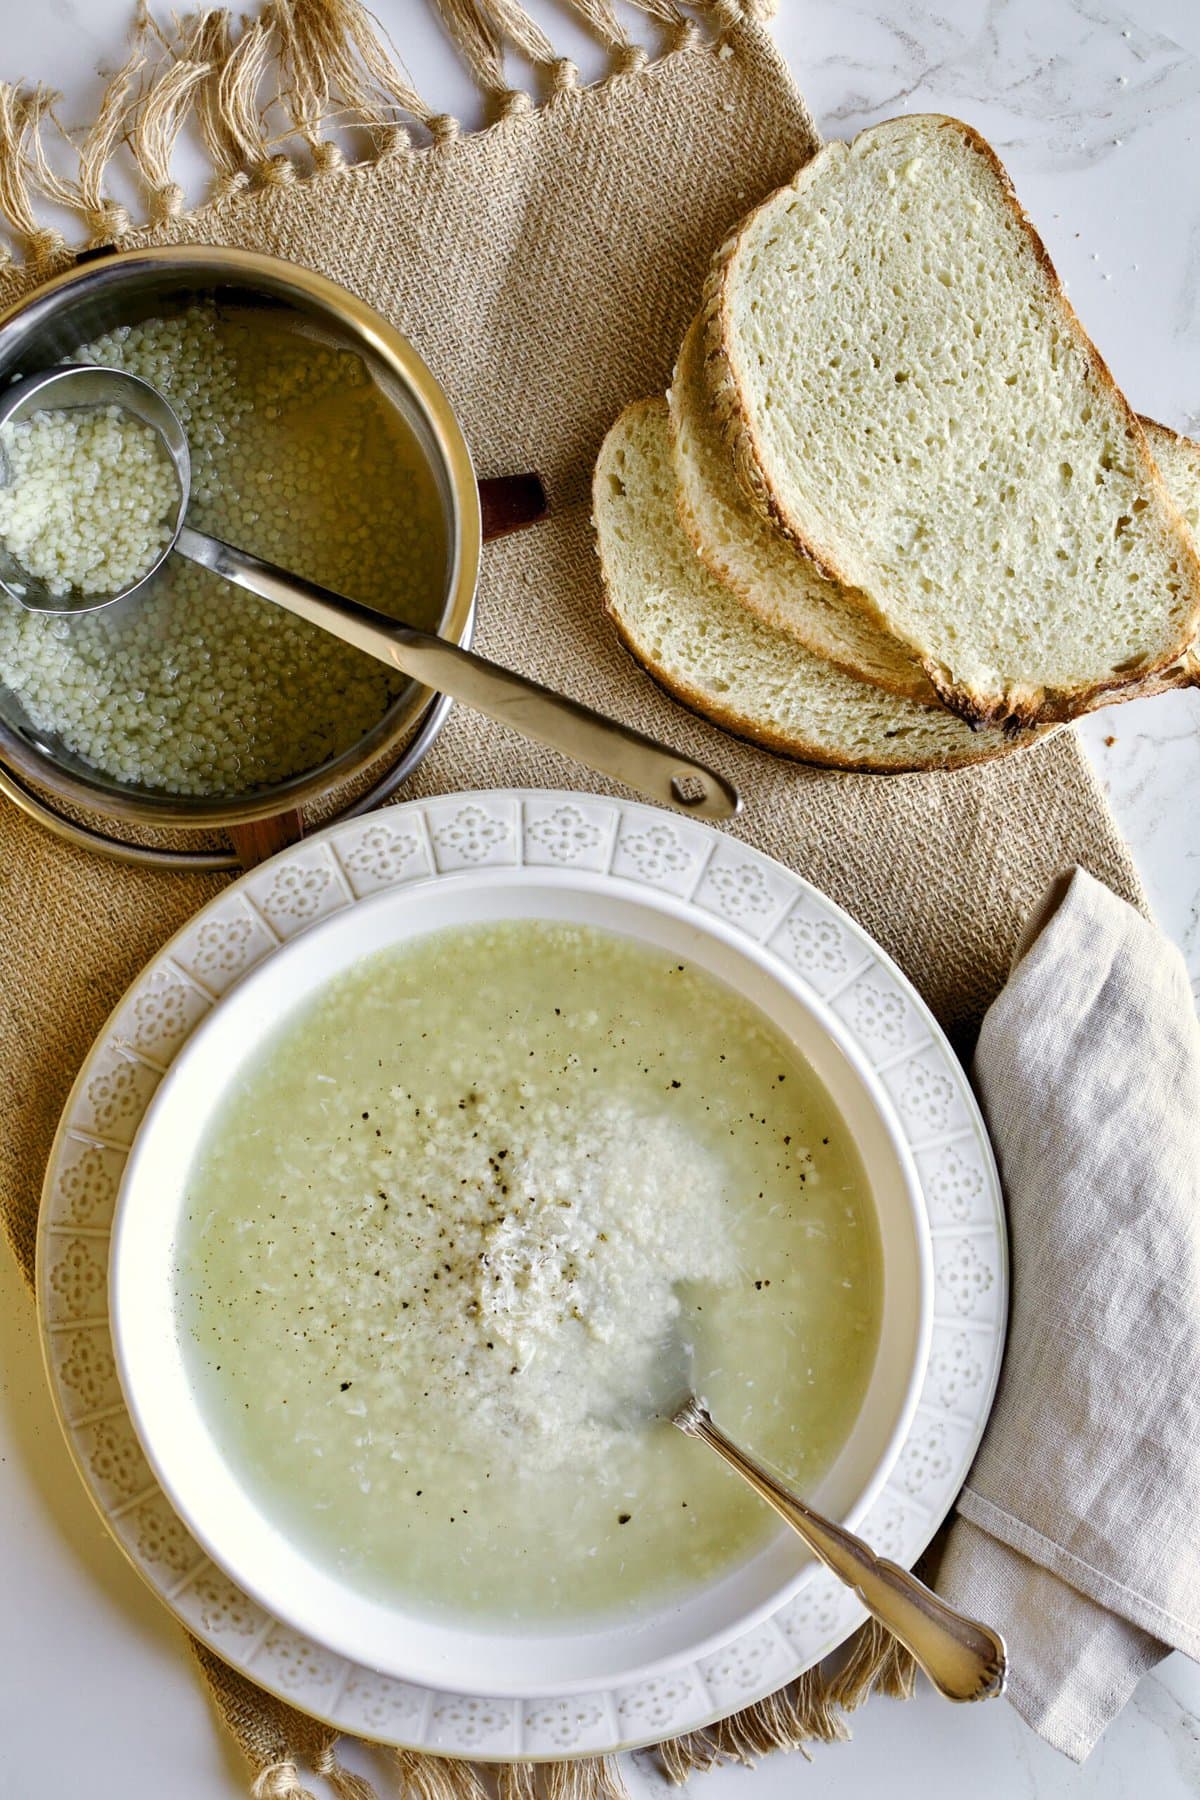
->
[{"left": 36, "top": 788, "right": 1007, "bottom": 1761}]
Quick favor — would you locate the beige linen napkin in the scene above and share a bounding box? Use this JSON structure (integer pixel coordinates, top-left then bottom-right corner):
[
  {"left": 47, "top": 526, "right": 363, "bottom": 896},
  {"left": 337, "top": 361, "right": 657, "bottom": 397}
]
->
[{"left": 939, "top": 866, "right": 1200, "bottom": 1761}]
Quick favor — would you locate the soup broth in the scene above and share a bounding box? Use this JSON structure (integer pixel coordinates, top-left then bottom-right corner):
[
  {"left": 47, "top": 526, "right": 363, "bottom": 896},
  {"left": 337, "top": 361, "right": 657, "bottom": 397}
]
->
[{"left": 177, "top": 920, "right": 882, "bottom": 1625}]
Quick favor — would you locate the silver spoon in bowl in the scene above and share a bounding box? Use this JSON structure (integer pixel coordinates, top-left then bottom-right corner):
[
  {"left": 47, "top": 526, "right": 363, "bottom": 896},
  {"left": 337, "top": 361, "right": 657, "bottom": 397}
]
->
[
  {"left": 633, "top": 1329, "right": 1007, "bottom": 1704},
  {"left": 0, "top": 365, "right": 740, "bottom": 821},
  {"left": 673, "top": 1395, "right": 1007, "bottom": 1704}
]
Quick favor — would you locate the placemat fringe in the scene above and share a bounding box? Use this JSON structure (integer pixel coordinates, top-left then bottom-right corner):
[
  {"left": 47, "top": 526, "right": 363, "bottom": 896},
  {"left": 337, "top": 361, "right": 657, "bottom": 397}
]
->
[
  {"left": 431, "top": 0, "right": 557, "bottom": 96},
  {"left": 0, "top": 0, "right": 781, "bottom": 271},
  {"left": 826, "top": 1613, "right": 920, "bottom": 1709},
  {"left": 251, "top": 1757, "right": 325, "bottom": 1800},
  {"left": 25, "top": 47, "right": 144, "bottom": 245},
  {"left": 656, "top": 1667, "right": 845, "bottom": 1781},
  {"left": 0, "top": 84, "right": 64, "bottom": 266},
  {"left": 128, "top": 54, "right": 210, "bottom": 226},
  {"left": 219, "top": 14, "right": 294, "bottom": 190},
  {"left": 652, "top": 1614, "right": 924, "bottom": 1783},
  {"left": 495, "top": 1761, "right": 540, "bottom": 1800},
  {"left": 271, "top": 0, "right": 434, "bottom": 156},
  {"left": 173, "top": 11, "right": 258, "bottom": 191},
  {"left": 393, "top": 1748, "right": 491, "bottom": 1800},
  {"left": 545, "top": 1754, "right": 629, "bottom": 1800},
  {"left": 312, "top": 1742, "right": 385, "bottom": 1800}
]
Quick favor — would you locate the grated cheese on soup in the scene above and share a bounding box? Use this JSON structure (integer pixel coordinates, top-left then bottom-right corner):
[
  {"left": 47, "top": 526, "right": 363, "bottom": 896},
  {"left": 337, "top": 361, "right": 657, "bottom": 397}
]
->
[{"left": 363, "top": 1091, "right": 735, "bottom": 1469}]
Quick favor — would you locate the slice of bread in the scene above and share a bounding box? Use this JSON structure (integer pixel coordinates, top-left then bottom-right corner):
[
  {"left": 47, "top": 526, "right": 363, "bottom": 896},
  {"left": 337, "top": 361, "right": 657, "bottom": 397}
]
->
[
  {"left": 593, "top": 399, "right": 1050, "bottom": 773},
  {"left": 1131, "top": 418, "right": 1200, "bottom": 689},
  {"left": 1144, "top": 420, "right": 1200, "bottom": 534},
  {"left": 669, "top": 312, "right": 935, "bottom": 703},
  {"left": 669, "top": 315, "right": 1200, "bottom": 708},
  {"left": 703, "top": 114, "right": 1200, "bottom": 729}
]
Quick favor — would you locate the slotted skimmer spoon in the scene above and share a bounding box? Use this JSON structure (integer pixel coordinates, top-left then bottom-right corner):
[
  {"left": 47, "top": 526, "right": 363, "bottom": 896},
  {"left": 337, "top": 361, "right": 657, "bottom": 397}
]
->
[
  {"left": 633, "top": 1330, "right": 1006, "bottom": 1704},
  {"left": 0, "top": 365, "right": 740, "bottom": 821}
]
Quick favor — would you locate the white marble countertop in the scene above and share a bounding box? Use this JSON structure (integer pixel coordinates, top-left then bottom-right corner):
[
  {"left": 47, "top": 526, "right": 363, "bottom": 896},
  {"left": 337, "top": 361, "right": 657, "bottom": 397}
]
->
[{"left": 2, "top": 1, "right": 1199, "bottom": 1796}]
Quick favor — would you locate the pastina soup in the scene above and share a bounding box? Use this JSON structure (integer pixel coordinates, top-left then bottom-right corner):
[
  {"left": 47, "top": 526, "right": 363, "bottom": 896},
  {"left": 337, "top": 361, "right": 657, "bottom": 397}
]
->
[{"left": 175, "top": 919, "right": 882, "bottom": 1625}]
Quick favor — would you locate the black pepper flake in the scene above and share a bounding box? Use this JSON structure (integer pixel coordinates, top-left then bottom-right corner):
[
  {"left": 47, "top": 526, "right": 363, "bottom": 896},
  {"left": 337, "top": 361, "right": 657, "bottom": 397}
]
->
[
  {"left": 340, "top": 1381, "right": 352, "bottom": 1391},
  {"left": 618, "top": 1513, "right": 631, "bottom": 1525}
]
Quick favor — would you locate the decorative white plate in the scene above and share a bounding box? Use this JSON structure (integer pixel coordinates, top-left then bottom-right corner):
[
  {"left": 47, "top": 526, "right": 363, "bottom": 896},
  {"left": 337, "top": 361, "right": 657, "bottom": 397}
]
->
[{"left": 36, "top": 790, "right": 1007, "bottom": 1759}]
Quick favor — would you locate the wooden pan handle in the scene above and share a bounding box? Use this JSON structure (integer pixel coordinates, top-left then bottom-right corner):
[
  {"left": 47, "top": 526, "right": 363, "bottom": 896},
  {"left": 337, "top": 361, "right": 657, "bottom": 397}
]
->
[
  {"left": 479, "top": 472, "right": 547, "bottom": 540},
  {"left": 228, "top": 809, "right": 306, "bottom": 868}
]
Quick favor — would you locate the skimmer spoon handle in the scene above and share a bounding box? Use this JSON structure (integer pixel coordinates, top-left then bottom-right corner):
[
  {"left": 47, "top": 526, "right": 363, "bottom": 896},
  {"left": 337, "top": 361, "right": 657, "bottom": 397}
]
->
[
  {"left": 175, "top": 526, "right": 739, "bottom": 820},
  {"left": 673, "top": 1397, "right": 1007, "bottom": 1704}
]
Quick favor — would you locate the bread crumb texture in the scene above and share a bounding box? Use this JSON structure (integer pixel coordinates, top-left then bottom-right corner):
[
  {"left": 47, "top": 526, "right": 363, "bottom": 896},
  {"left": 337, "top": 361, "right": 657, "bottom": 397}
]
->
[
  {"left": 669, "top": 313, "right": 934, "bottom": 702},
  {"left": 593, "top": 399, "right": 1048, "bottom": 772}
]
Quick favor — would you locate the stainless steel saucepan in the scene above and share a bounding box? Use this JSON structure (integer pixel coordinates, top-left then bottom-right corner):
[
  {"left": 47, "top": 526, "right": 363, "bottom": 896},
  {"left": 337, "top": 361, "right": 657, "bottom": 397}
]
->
[
  {"left": 0, "top": 248, "right": 738, "bottom": 868},
  {"left": 0, "top": 360, "right": 738, "bottom": 832}
]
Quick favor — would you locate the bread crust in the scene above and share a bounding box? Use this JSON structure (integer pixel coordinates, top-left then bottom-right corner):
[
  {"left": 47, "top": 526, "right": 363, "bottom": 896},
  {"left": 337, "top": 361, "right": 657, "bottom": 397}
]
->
[
  {"left": 603, "top": 590, "right": 1052, "bottom": 773},
  {"left": 701, "top": 116, "right": 1200, "bottom": 730}
]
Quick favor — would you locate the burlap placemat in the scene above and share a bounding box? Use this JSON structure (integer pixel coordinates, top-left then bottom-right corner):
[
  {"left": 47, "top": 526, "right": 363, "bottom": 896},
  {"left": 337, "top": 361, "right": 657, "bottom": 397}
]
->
[{"left": 0, "top": 3, "right": 1147, "bottom": 1794}]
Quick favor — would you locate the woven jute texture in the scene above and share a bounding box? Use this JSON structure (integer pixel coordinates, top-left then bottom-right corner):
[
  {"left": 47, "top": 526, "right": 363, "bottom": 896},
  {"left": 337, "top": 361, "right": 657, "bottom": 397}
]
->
[{"left": 0, "top": 5, "right": 1147, "bottom": 1795}]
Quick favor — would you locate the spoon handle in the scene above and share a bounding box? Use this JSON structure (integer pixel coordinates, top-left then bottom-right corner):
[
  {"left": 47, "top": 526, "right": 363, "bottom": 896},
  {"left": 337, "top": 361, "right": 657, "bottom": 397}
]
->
[
  {"left": 675, "top": 1399, "right": 1006, "bottom": 1704},
  {"left": 176, "top": 527, "right": 740, "bottom": 822}
]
